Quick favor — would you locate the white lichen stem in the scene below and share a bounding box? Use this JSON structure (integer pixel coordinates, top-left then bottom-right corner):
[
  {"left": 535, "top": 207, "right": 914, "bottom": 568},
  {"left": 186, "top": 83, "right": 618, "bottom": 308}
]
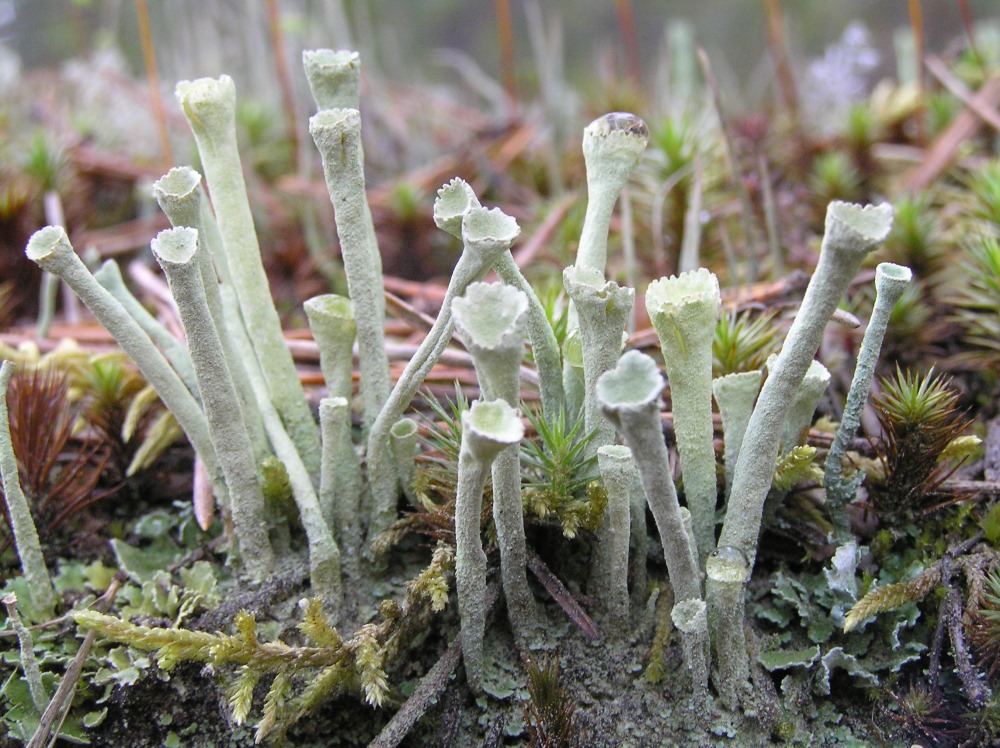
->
[
  {"left": 319, "top": 396, "right": 362, "bottom": 571},
  {"left": 712, "top": 370, "right": 762, "bottom": 502},
  {"left": 706, "top": 546, "right": 751, "bottom": 709},
  {"left": 575, "top": 113, "right": 650, "bottom": 273},
  {"left": 712, "top": 201, "right": 892, "bottom": 701},
  {"left": 177, "top": 76, "right": 320, "bottom": 477},
  {"left": 389, "top": 418, "right": 419, "bottom": 504},
  {"left": 826, "top": 262, "right": 912, "bottom": 536},
  {"left": 454, "top": 282, "right": 538, "bottom": 641},
  {"left": 0, "top": 362, "right": 56, "bottom": 618},
  {"left": 231, "top": 313, "right": 343, "bottom": 615},
  {"left": 152, "top": 166, "right": 270, "bottom": 463},
  {"left": 2, "top": 593, "right": 49, "bottom": 711},
  {"left": 646, "top": 268, "right": 722, "bottom": 560},
  {"left": 366, "top": 205, "right": 520, "bottom": 540},
  {"left": 93, "top": 259, "right": 199, "bottom": 398},
  {"left": 718, "top": 202, "right": 893, "bottom": 566},
  {"left": 779, "top": 359, "right": 831, "bottom": 454},
  {"left": 454, "top": 400, "right": 524, "bottom": 691},
  {"left": 309, "top": 108, "right": 392, "bottom": 434},
  {"left": 434, "top": 178, "right": 564, "bottom": 422},
  {"left": 562, "top": 266, "right": 635, "bottom": 458},
  {"left": 304, "top": 294, "right": 357, "bottom": 402},
  {"left": 25, "top": 227, "right": 226, "bottom": 505},
  {"left": 671, "top": 597, "right": 710, "bottom": 696},
  {"left": 593, "top": 444, "right": 636, "bottom": 631},
  {"left": 150, "top": 227, "right": 275, "bottom": 580},
  {"left": 303, "top": 49, "right": 361, "bottom": 110},
  {"left": 597, "top": 350, "right": 702, "bottom": 604}
]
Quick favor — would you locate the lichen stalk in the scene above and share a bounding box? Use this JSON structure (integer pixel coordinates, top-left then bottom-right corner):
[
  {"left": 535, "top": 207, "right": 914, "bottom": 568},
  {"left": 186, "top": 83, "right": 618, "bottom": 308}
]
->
[
  {"left": 712, "top": 370, "right": 762, "bottom": 501},
  {"left": 597, "top": 350, "right": 702, "bottom": 605},
  {"left": 646, "top": 268, "right": 723, "bottom": 560},
  {"left": 319, "top": 396, "right": 361, "bottom": 567},
  {"left": 435, "top": 178, "right": 564, "bottom": 422},
  {"left": 706, "top": 546, "right": 751, "bottom": 710},
  {"left": 304, "top": 294, "right": 357, "bottom": 403},
  {"left": 309, "top": 108, "right": 392, "bottom": 434},
  {"left": 0, "top": 362, "right": 56, "bottom": 618},
  {"left": 176, "top": 76, "right": 321, "bottom": 477},
  {"left": 150, "top": 227, "right": 275, "bottom": 579},
  {"left": 713, "top": 202, "right": 892, "bottom": 701},
  {"left": 234, "top": 325, "right": 343, "bottom": 614},
  {"left": 575, "top": 113, "right": 650, "bottom": 273},
  {"left": 303, "top": 49, "right": 360, "bottom": 110},
  {"left": 628, "top": 461, "right": 648, "bottom": 609},
  {"left": 593, "top": 445, "right": 635, "bottom": 631},
  {"left": 366, "top": 205, "right": 520, "bottom": 540},
  {"left": 826, "top": 262, "right": 912, "bottom": 536},
  {"left": 454, "top": 400, "right": 524, "bottom": 691},
  {"left": 671, "top": 597, "right": 710, "bottom": 697},
  {"left": 93, "top": 259, "right": 200, "bottom": 397},
  {"left": 454, "top": 282, "right": 538, "bottom": 640},
  {"left": 152, "top": 166, "right": 270, "bottom": 463},
  {"left": 779, "top": 358, "right": 831, "bottom": 454},
  {"left": 718, "top": 202, "right": 893, "bottom": 567},
  {"left": 389, "top": 418, "right": 419, "bottom": 504},
  {"left": 25, "top": 226, "right": 226, "bottom": 505},
  {"left": 562, "top": 265, "right": 635, "bottom": 458}
]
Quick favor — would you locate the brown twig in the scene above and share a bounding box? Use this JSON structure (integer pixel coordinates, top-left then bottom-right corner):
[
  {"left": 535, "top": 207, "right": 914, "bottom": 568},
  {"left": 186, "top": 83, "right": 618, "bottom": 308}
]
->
[
  {"left": 946, "top": 585, "right": 992, "bottom": 707},
  {"left": 526, "top": 548, "right": 600, "bottom": 641},
  {"left": 27, "top": 576, "right": 123, "bottom": 748},
  {"left": 761, "top": 0, "right": 799, "bottom": 117},
  {"left": 368, "top": 582, "right": 500, "bottom": 748},
  {"left": 904, "top": 77, "right": 1000, "bottom": 193},
  {"left": 924, "top": 55, "right": 1000, "bottom": 133},
  {"left": 494, "top": 0, "right": 517, "bottom": 107},
  {"left": 135, "top": 0, "right": 173, "bottom": 173}
]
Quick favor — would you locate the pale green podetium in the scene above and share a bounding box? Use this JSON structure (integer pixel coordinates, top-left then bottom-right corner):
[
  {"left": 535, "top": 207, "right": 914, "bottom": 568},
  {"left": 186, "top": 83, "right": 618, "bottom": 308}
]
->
[
  {"left": 319, "top": 396, "right": 362, "bottom": 566},
  {"left": 566, "top": 113, "right": 648, "bottom": 421},
  {"left": 713, "top": 201, "right": 892, "bottom": 700},
  {"left": 718, "top": 202, "right": 893, "bottom": 567},
  {"left": 0, "top": 361, "right": 56, "bottom": 618},
  {"left": 562, "top": 265, "right": 635, "bottom": 458},
  {"left": 435, "top": 178, "right": 564, "bottom": 423},
  {"left": 302, "top": 49, "right": 361, "bottom": 110},
  {"left": 366, "top": 203, "right": 520, "bottom": 540},
  {"left": 598, "top": 351, "right": 708, "bottom": 685},
  {"left": 454, "top": 282, "right": 539, "bottom": 641},
  {"left": 305, "top": 295, "right": 357, "bottom": 403},
  {"left": 706, "top": 545, "right": 751, "bottom": 710},
  {"left": 779, "top": 358, "right": 831, "bottom": 454},
  {"left": 176, "top": 76, "right": 321, "bottom": 477},
  {"left": 712, "top": 370, "right": 762, "bottom": 501},
  {"left": 646, "top": 268, "right": 722, "bottom": 561},
  {"left": 151, "top": 165, "right": 270, "bottom": 464},
  {"left": 454, "top": 399, "right": 524, "bottom": 691},
  {"left": 390, "top": 418, "right": 419, "bottom": 504},
  {"left": 25, "top": 226, "right": 225, "bottom": 505},
  {"left": 93, "top": 259, "right": 198, "bottom": 398},
  {"left": 150, "top": 227, "right": 276, "bottom": 579},
  {"left": 593, "top": 444, "right": 636, "bottom": 632},
  {"left": 826, "top": 262, "right": 912, "bottom": 538},
  {"left": 575, "top": 112, "right": 650, "bottom": 273},
  {"left": 597, "top": 351, "right": 702, "bottom": 603},
  {"left": 309, "top": 108, "right": 392, "bottom": 434}
]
